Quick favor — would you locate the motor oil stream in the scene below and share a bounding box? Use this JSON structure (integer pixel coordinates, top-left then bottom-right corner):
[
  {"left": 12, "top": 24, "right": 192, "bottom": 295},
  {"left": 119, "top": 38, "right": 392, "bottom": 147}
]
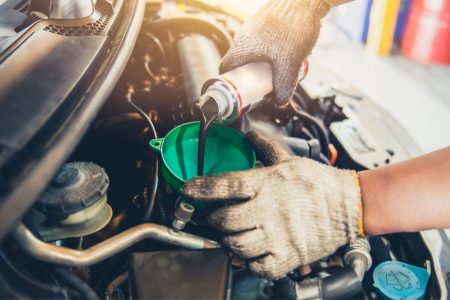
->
[{"left": 197, "top": 97, "right": 219, "bottom": 176}]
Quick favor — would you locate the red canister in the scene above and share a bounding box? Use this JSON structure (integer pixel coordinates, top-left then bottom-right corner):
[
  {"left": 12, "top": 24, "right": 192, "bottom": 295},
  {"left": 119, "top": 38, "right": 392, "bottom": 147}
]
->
[{"left": 401, "top": 0, "right": 450, "bottom": 64}]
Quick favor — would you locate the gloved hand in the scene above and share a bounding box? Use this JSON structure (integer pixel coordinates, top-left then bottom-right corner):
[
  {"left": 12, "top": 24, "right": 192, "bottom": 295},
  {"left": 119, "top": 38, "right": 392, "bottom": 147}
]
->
[
  {"left": 182, "top": 131, "right": 365, "bottom": 279},
  {"left": 220, "top": 0, "right": 332, "bottom": 106}
]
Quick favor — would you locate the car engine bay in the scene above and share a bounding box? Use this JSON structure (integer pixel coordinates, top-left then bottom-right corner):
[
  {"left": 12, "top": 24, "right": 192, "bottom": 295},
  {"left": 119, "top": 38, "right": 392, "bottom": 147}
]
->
[{"left": 1, "top": 1, "right": 449, "bottom": 299}]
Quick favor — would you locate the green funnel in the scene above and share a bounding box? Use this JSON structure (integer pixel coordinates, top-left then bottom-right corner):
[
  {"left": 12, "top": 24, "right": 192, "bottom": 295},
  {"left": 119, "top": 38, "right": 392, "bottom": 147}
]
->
[{"left": 149, "top": 121, "right": 256, "bottom": 193}]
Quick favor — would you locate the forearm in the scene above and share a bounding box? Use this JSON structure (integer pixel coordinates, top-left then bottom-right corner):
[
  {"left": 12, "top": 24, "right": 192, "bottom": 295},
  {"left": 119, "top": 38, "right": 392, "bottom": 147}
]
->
[{"left": 359, "top": 147, "right": 450, "bottom": 235}]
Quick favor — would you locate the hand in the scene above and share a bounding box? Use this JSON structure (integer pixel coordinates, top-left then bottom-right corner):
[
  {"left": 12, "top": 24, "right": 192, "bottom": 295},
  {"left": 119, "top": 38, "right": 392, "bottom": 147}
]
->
[
  {"left": 219, "top": 0, "right": 331, "bottom": 106},
  {"left": 182, "top": 131, "right": 364, "bottom": 279}
]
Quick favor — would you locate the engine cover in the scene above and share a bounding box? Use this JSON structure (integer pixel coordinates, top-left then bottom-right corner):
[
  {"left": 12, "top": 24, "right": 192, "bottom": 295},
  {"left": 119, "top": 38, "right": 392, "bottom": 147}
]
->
[{"left": 130, "top": 249, "right": 231, "bottom": 299}]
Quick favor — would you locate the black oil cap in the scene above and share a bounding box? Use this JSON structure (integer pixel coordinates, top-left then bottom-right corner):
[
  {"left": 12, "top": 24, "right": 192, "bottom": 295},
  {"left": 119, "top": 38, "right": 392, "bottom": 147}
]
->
[{"left": 38, "top": 162, "right": 109, "bottom": 216}]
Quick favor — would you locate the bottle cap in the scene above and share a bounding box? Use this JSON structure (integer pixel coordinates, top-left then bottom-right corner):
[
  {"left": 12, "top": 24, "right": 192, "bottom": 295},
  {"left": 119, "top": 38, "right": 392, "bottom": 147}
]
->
[
  {"left": 38, "top": 162, "right": 109, "bottom": 216},
  {"left": 200, "top": 78, "right": 240, "bottom": 122},
  {"left": 373, "top": 261, "right": 429, "bottom": 300},
  {"left": 174, "top": 201, "right": 195, "bottom": 222}
]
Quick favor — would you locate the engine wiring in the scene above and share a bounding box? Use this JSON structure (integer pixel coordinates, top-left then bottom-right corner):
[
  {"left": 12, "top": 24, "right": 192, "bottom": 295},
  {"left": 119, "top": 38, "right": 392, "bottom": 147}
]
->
[
  {"left": 143, "top": 54, "right": 159, "bottom": 83},
  {"left": 290, "top": 100, "right": 332, "bottom": 159},
  {"left": 125, "top": 87, "right": 159, "bottom": 223},
  {"left": 143, "top": 31, "right": 166, "bottom": 60}
]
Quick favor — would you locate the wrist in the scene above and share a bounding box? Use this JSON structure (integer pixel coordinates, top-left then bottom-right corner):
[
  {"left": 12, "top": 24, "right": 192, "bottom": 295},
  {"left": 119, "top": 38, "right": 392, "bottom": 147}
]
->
[
  {"left": 352, "top": 171, "right": 366, "bottom": 239},
  {"left": 358, "top": 169, "right": 392, "bottom": 235}
]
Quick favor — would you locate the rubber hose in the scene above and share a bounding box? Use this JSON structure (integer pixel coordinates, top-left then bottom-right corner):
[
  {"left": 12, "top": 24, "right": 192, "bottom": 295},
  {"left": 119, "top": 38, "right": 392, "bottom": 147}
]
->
[
  {"left": 0, "top": 251, "right": 69, "bottom": 299},
  {"left": 319, "top": 153, "right": 331, "bottom": 165},
  {"left": 320, "top": 268, "right": 362, "bottom": 299},
  {"left": 291, "top": 105, "right": 331, "bottom": 159},
  {"left": 52, "top": 267, "right": 100, "bottom": 300}
]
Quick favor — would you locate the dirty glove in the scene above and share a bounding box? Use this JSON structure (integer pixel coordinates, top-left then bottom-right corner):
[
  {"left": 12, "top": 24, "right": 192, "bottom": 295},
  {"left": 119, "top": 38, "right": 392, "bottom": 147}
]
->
[
  {"left": 182, "top": 131, "right": 364, "bottom": 279},
  {"left": 219, "top": 0, "right": 332, "bottom": 106}
]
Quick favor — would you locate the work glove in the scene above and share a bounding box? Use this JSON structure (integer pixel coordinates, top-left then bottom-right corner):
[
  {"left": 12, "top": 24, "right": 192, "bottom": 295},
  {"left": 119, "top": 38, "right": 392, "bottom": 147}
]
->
[
  {"left": 182, "top": 131, "right": 365, "bottom": 279},
  {"left": 219, "top": 0, "right": 332, "bottom": 106}
]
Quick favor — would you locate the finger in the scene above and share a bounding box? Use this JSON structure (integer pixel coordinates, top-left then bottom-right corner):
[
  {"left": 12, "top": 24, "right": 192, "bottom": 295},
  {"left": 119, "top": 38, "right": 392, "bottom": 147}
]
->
[
  {"left": 246, "top": 130, "right": 291, "bottom": 166},
  {"left": 219, "top": 51, "right": 244, "bottom": 75},
  {"left": 248, "top": 255, "right": 285, "bottom": 279},
  {"left": 181, "top": 170, "right": 260, "bottom": 203},
  {"left": 207, "top": 200, "right": 258, "bottom": 233},
  {"left": 272, "top": 50, "right": 311, "bottom": 107},
  {"left": 223, "top": 229, "right": 268, "bottom": 259}
]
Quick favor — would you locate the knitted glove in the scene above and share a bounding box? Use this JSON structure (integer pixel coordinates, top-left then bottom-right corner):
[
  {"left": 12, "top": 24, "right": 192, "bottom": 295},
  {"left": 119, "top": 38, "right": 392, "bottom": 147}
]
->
[
  {"left": 182, "top": 131, "right": 364, "bottom": 279},
  {"left": 219, "top": 0, "right": 332, "bottom": 106}
]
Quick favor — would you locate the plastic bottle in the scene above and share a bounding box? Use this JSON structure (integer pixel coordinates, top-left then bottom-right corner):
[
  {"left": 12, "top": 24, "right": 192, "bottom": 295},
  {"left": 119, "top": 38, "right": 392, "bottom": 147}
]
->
[{"left": 198, "top": 61, "right": 308, "bottom": 122}]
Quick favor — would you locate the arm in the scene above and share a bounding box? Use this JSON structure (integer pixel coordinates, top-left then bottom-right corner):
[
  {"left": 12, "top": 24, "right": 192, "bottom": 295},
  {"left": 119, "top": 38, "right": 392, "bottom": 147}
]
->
[{"left": 360, "top": 147, "right": 450, "bottom": 235}]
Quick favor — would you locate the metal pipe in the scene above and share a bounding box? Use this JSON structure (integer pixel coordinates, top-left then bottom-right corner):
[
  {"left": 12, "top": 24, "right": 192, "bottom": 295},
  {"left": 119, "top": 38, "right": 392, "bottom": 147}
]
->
[
  {"left": 343, "top": 238, "right": 372, "bottom": 281},
  {"left": 12, "top": 223, "right": 220, "bottom": 267}
]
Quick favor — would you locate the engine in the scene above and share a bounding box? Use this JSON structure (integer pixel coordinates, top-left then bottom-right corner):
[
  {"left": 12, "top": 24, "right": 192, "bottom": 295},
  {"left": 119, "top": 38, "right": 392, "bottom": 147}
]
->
[{"left": 1, "top": 1, "right": 445, "bottom": 299}]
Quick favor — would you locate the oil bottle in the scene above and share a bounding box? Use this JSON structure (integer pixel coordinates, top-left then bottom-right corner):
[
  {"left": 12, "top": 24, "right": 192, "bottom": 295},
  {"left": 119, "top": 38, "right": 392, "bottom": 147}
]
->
[{"left": 198, "top": 61, "right": 308, "bottom": 122}]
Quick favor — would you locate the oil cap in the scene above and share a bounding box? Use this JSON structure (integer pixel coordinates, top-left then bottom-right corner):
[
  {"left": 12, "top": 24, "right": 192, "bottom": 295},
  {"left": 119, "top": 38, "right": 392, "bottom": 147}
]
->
[
  {"left": 373, "top": 261, "right": 429, "bottom": 300},
  {"left": 38, "top": 162, "right": 109, "bottom": 217}
]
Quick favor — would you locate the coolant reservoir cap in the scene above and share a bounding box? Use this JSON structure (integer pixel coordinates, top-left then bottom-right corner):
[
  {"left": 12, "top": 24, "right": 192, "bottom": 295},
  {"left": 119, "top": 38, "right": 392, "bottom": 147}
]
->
[
  {"left": 373, "top": 261, "right": 429, "bottom": 300},
  {"left": 38, "top": 162, "right": 109, "bottom": 216}
]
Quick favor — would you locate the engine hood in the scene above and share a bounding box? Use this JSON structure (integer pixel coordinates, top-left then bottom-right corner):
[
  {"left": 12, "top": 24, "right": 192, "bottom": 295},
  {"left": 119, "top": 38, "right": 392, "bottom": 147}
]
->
[{"left": 0, "top": 0, "right": 145, "bottom": 242}]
